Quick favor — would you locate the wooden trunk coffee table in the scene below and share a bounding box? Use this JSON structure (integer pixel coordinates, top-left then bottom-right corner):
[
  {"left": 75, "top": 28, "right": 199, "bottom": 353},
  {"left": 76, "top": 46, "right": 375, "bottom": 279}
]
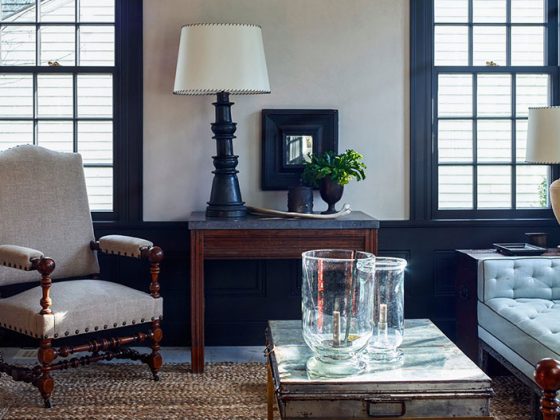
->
[{"left": 266, "top": 319, "right": 493, "bottom": 419}]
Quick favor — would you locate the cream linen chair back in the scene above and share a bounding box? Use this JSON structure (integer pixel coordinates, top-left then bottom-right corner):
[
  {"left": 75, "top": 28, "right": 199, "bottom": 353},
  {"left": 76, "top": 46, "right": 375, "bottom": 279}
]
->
[{"left": 0, "top": 145, "right": 100, "bottom": 286}]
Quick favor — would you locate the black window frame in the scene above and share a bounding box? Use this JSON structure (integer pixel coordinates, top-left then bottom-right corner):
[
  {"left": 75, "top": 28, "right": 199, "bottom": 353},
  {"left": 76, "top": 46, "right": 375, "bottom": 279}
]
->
[
  {"left": 411, "top": 0, "right": 560, "bottom": 221},
  {"left": 0, "top": 0, "right": 143, "bottom": 223}
]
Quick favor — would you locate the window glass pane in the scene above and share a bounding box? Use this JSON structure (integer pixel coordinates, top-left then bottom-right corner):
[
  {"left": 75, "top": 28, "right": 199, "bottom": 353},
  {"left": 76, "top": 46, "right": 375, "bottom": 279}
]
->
[
  {"left": 511, "top": 26, "right": 545, "bottom": 66},
  {"left": 1, "top": 0, "right": 35, "bottom": 22},
  {"left": 477, "top": 74, "right": 511, "bottom": 117},
  {"left": 0, "top": 74, "right": 32, "bottom": 117},
  {"left": 40, "top": 26, "right": 75, "bottom": 66},
  {"left": 79, "top": 25, "right": 114, "bottom": 66},
  {"left": 477, "top": 165, "right": 511, "bottom": 208},
  {"left": 37, "top": 74, "right": 73, "bottom": 117},
  {"left": 80, "top": 0, "right": 114, "bottom": 23},
  {"left": 516, "top": 74, "right": 549, "bottom": 117},
  {"left": 439, "top": 166, "right": 473, "bottom": 209},
  {"left": 0, "top": 25, "right": 36, "bottom": 65},
  {"left": 511, "top": 0, "right": 545, "bottom": 23},
  {"left": 438, "top": 120, "right": 472, "bottom": 163},
  {"left": 473, "top": 26, "right": 506, "bottom": 66},
  {"left": 77, "top": 74, "right": 112, "bottom": 117},
  {"left": 37, "top": 121, "right": 73, "bottom": 153},
  {"left": 477, "top": 120, "right": 511, "bottom": 162},
  {"left": 516, "top": 119, "right": 529, "bottom": 162},
  {"left": 434, "top": 25, "right": 468, "bottom": 66},
  {"left": 517, "top": 165, "right": 549, "bottom": 208},
  {"left": 473, "top": 0, "right": 506, "bottom": 23},
  {"left": 78, "top": 121, "right": 112, "bottom": 164},
  {"left": 84, "top": 166, "right": 113, "bottom": 211},
  {"left": 0, "top": 121, "right": 33, "bottom": 150},
  {"left": 438, "top": 74, "right": 472, "bottom": 117},
  {"left": 434, "top": 0, "right": 468, "bottom": 23},
  {"left": 40, "top": 0, "right": 75, "bottom": 22}
]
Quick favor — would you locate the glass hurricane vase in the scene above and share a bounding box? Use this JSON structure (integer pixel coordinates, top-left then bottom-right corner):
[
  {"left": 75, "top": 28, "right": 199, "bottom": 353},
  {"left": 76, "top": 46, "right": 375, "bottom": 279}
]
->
[
  {"left": 367, "top": 257, "right": 406, "bottom": 362},
  {"left": 302, "top": 249, "right": 375, "bottom": 378}
]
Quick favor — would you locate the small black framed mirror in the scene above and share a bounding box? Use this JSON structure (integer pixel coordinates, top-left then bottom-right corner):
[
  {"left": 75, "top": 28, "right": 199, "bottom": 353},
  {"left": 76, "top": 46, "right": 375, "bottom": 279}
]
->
[{"left": 261, "top": 109, "right": 338, "bottom": 190}]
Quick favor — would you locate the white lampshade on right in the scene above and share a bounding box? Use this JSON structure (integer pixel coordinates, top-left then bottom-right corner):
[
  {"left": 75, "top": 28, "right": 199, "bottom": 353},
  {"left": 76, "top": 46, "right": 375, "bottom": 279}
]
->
[{"left": 526, "top": 106, "right": 560, "bottom": 225}]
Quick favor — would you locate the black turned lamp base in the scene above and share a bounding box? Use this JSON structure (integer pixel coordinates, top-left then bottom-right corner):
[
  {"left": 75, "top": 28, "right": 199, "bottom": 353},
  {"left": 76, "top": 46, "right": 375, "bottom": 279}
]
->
[
  {"left": 205, "top": 91, "right": 247, "bottom": 219},
  {"left": 206, "top": 203, "right": 247, "bottom": 218}
]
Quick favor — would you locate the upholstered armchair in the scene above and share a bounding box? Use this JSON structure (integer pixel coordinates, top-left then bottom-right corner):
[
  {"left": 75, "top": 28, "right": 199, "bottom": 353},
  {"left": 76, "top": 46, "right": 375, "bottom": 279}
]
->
[{"left": 0, "top": 145, "right": 164, "bottom": 408}]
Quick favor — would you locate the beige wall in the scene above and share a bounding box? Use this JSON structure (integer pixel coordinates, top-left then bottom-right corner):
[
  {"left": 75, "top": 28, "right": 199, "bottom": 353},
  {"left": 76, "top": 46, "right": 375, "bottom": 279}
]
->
[{"left": 143, "top": 0, "right": 409, "bottom": 221}]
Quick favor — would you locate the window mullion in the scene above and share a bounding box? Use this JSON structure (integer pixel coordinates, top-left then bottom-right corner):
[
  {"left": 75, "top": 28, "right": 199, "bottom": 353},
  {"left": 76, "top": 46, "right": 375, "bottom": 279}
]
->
[
  {"left": 73, "top": 73, "right": 78, "bottom": 153},
  {"left": 511, "top": 73, "right": 517, "bottom": 209},
  {"left": 506, "top": 0, "right": 511, "bottom": 67},
  {"left": 472, "top": 72, "right": 478, "bottom": 210},
  {"left": 33, "top": 73, "right": 37, "bottom": 146},
  {"left": 468, "top": 0, "right": 473, "bottom": 66}
]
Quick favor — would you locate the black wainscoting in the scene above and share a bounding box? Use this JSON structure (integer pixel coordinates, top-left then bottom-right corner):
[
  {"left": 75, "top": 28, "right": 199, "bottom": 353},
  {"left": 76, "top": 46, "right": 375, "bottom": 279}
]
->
[{"left": 2, "top": 220, "right": 559, "bottom": 349}]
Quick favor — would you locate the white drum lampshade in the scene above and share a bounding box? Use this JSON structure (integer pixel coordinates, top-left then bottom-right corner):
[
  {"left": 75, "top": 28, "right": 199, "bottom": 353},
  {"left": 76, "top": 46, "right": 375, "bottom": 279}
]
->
[
  {"left": 173, "top": 23, "right": 270, "bottom": 95},
  {"left": 526, "top": 106, "right": 560, "bottom": 225}
]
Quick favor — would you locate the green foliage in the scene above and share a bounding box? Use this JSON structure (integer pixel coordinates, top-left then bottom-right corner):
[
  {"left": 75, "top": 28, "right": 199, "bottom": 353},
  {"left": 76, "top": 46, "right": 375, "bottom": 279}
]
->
[
  {"left": 302, "top": 149, "right": 366, "bottom": 187},
  {"left": 538, "top": 176, "right": 548, "bottom": 207}
]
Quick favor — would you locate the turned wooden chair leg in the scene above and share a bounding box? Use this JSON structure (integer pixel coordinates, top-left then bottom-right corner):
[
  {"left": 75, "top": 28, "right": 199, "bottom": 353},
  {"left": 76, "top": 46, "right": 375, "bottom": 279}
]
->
[
  {"left": 149, "top": 320, "right": 163, "bottom": 381},
  {"left": 535, "top": 359, "right": 560, "bottom": 420},
  {"left": 37, "top": 339, "right": 56, "bottom": 408}
]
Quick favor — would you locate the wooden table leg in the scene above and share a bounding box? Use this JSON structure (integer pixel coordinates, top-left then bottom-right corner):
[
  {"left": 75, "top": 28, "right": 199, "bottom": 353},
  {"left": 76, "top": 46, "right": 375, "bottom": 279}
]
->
[
  {"left": 190, "top": 231, "right": 205, "bottom": 373},
  {"left": 267, "top": 361, "right": 274, "bottom": 420}
]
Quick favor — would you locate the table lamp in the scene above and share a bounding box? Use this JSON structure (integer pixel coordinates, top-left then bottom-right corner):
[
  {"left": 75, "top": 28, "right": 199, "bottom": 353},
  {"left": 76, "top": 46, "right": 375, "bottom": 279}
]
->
[
  {"left": 526, "top": 106, "right": 560, "bottom": 224},
  {"left": 173, "top": 23, "right": 271, "bottom": 218}
]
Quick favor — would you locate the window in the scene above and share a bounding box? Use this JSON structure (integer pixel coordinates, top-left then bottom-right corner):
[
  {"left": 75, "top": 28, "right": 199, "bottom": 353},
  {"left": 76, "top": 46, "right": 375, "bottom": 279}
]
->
[
  {"left": 0, "top": 0, "right": 117, "bottom": 213},
  {"left": 412, "top": 0, "right": 559, "bottom": 219}
]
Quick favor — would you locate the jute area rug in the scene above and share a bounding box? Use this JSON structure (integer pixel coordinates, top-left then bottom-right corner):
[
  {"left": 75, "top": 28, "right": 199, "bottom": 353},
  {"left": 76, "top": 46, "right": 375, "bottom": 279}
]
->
[{"left": 0, "top": 363, "right": 531, "bottom": 419}]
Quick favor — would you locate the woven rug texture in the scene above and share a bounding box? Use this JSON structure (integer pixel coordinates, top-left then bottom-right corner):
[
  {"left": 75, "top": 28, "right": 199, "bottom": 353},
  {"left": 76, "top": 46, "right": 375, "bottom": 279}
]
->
[{"left": 0, "top": 363, "right": 532, "bottom": 419}]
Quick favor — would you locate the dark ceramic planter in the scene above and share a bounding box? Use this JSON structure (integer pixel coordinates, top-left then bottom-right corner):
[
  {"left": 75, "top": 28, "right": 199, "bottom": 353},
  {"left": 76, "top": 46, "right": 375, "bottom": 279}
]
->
[
  {"left": 319, "top": 177, "right": 344, "bottom": 214},
  {"left": 288, "top": 186, "right": 314, "bottom": 214}
]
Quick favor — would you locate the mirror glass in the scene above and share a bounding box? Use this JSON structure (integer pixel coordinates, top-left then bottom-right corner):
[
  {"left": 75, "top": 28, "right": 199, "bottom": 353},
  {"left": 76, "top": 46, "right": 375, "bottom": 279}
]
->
[{"left": 284, "top": 135, "right": 313, "bottom": 166}]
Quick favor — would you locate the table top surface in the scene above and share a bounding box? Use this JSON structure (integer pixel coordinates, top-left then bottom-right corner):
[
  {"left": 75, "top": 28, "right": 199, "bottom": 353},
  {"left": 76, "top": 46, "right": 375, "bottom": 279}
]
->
[
  {"left": 188, "top": 210, "right": 380, "bottom": 230},
  {"left": 267, "top": 319, "right": 490, "bottom": 392}
]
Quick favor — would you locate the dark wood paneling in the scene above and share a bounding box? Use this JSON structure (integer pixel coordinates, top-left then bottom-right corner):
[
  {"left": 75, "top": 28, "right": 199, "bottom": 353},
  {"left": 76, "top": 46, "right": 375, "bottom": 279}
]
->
[{"left": 3, "top": 220, "right": 560, "bottom": 351}]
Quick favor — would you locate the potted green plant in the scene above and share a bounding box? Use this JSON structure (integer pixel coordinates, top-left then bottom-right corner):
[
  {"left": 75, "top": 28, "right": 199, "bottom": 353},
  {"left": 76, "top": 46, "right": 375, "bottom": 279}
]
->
[{"left": 302, "top": 149, "right": 366, "bottom": 214}]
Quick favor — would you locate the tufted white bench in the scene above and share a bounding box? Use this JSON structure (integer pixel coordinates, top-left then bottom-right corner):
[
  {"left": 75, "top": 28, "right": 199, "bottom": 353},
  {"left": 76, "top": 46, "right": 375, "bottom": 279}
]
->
[{"left": 478, "top": 257, "right": 560, "bottom": 411}]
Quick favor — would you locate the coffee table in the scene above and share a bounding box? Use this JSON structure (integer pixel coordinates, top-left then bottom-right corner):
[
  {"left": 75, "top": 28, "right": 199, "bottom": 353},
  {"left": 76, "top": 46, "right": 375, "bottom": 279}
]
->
[{"left": 266, "top": 319, "right": 493, "bottom": 419}]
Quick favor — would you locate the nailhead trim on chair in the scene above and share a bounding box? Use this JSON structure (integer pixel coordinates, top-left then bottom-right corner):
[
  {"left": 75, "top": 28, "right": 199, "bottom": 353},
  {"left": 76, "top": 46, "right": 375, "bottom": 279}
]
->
[
  {"left": 0, "top": 316, "right": 163, "bottom": 339},
  {"left": 100, "top": 249, "right": 143, "bottom": 259},
  {"left": 0, "top": 261, "right": 31, "bottom": 271}
]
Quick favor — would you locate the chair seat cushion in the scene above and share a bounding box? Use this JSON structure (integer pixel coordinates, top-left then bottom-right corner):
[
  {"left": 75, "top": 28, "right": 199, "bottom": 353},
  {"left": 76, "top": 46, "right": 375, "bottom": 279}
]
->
[
  {"left": 0, "top": 280, "right": 163, "bottom": 339},
  {"left": 478, "top": 297, "right": 560, "bottom": 368}
]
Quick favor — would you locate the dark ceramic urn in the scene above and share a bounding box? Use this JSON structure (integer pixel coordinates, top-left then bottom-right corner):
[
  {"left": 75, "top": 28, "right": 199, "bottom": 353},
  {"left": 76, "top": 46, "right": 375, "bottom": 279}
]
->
[{"left": 319, "top": 177, "right": 344, "bottom": 214}]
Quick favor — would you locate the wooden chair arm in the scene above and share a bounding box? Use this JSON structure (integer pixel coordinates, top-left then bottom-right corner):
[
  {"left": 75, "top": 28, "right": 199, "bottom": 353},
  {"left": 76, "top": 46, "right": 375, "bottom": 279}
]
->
[
  {"left": 0, "top": 244, "right": 44, "bottom": 271},
  {"left": 0, "top": 245, "right": 55, "bottom": 315},
  {"left": 535, "top": 358, "right": 560, "bottom": 420},
  {"left": 91, "top": 235, "right": 154, "bottom": 259},
  {"left": 90, "top": 239, "right": 164, "bottom": 298}
]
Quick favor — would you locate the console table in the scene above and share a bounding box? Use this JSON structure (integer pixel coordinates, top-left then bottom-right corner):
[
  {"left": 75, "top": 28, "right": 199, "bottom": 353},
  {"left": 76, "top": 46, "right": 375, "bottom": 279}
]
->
[{"left": 188, "top": 211, "right": 379, "bottom": 373}]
